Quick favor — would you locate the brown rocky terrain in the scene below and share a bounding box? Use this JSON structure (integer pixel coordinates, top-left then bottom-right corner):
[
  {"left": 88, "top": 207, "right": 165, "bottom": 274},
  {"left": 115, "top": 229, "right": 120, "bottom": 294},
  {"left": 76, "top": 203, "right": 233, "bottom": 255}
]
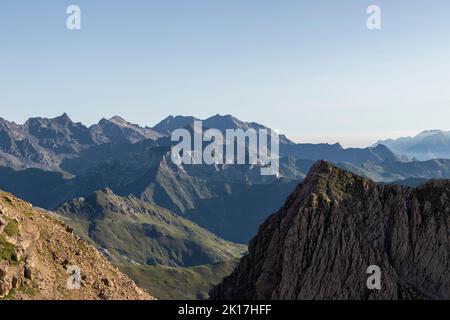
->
[
  {"left": 0, "top": 191, "right": 154, "bottom": 300},
  {"left": 210, "top": 161, "right": 450, "bottom": 300}
]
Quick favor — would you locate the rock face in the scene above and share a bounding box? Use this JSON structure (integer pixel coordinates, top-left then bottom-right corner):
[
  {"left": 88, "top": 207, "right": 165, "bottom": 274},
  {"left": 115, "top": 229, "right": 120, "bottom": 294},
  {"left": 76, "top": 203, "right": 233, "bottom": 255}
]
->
[
  {"left": 0, "top": 191, "right": 154, "bottom": 300},
  {"left": 210, "top": 161, "right": 450, "bottom": 300}
]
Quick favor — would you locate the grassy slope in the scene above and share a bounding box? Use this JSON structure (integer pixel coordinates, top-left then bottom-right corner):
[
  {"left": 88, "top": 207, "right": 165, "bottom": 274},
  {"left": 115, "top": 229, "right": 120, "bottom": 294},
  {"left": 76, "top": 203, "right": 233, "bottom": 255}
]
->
[
  {"left": 119, "top": 260, "right": 239, "bottom": 300},
  {"left": 57, "top": 189, "right": 247, "bottom": 299},
  {"left": 57, "top": 190, "right": 245, "bottom": 267}
]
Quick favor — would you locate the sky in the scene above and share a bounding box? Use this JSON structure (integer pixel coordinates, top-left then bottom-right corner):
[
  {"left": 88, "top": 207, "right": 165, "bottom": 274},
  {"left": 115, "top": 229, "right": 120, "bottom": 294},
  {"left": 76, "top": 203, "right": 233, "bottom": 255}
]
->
[{"left": 1, "top": 0, "right": 450, "bottom": 147}]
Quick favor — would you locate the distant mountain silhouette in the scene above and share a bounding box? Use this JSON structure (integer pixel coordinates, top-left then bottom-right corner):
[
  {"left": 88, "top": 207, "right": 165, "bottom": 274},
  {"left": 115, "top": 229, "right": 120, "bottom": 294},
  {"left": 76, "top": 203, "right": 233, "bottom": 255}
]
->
[
  {"left": 375, "top": 130, "right": 450, "bottom": 160},
  {"left": 281, "top": 143, "right": 401, "bottom": 165}
]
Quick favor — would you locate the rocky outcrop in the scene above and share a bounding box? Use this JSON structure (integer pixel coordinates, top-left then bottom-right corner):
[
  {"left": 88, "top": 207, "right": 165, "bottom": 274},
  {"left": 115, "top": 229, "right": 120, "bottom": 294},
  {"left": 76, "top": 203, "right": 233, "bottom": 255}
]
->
[
  {"left": 0, "top": 191, "right": 154, "bottom": 300},
  {"left": 210, "top": 161, "right": 450, "bottom": 300}
]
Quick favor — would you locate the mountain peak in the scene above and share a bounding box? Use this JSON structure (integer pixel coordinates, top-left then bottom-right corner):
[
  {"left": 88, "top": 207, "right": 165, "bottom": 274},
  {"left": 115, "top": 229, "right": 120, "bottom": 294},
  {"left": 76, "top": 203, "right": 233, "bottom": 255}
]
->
[
  {"left": 57, "top": 112, "right": 71, "bottom": 122},
  {"left": 91, "top": 116, "right": 163, "bottom": 144},
  {"left": 418, "top": 129, "right": 445, "bottom": 136},
  {"left": 205, "top": 114, "right": 242, "bottom": 124},
  {"left": 207, "top": 114, "right": 237, "bottom": 121},
  {"left": 301, "top": 160, "right": 363, "bottom": 197},
  {"left": 108, "top": 116, "right": 128, "bottom": 124},
  {"left": 152, "top": 115, "right": 199, "bottom": 135},
  {"left": 306, "top": 160, "right": 335, "bottom": 176},
  {"left": 211, "top": 162, "right": 450, "bottom": 300},
  {"left": 101, "top": 116, "right": 142, "bottom": 128},
  {"left": 376, "top": 129, "right": 450, "bottom": 161}
]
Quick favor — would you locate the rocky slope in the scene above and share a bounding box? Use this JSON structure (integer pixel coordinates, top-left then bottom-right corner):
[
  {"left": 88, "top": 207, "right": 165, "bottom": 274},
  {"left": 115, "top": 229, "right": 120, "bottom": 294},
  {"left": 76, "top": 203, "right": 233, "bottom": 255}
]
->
[
  {"left": 0, "top": 191, "right": 154, "bottom": 300},
  {"left": 210, "top": 161, "right": 450, "bottom": 300}
]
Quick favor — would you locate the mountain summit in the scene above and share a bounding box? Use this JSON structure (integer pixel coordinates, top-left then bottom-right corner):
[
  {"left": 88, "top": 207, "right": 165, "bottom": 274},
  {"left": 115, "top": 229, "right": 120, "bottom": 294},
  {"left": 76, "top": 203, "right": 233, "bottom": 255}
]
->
[
  {"left": 90, "top": 116, "right": 163, "bottom": 144},
  {"left": 210, "top": 161, "right": 450, "bottom": 300}
]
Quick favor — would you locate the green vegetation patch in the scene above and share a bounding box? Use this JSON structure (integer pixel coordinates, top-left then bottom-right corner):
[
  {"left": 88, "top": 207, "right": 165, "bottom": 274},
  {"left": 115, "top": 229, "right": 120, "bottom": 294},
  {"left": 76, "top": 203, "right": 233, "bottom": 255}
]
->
[
  {"left": 0, "top": 234, "right": 17, "bottom": 262},
  {"left": 4, "top": 217, "right": 20, "bottom": 237},
  {"left": 2, "top": 289, "right": 16, "bottom": 300},
  {"left": 19, "top": 283, "right": 38, "bottom": 297},
  {"left": 119, "top": 260, "right": 239, "bottom": 300}
]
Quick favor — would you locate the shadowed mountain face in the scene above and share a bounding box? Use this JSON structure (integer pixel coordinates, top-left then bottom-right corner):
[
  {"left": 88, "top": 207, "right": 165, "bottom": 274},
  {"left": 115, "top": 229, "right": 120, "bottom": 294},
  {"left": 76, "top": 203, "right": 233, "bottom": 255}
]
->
[
  {"left": 280, "top": 143, "right": 401, "bottom": 165},
  {"left": 210, "top": 161, "right": 450, "bottom": 300}
]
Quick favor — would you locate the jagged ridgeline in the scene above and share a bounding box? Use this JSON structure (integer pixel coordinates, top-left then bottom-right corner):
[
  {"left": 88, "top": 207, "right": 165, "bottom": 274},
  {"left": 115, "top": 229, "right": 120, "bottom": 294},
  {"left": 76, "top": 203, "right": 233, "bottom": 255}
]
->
[
  {"left": 3, "top": 114, "right": 450, "bottom": 245},
  {"left": 211, "top": 161, "right": 450, "bottom": 300},
  {"left": 0, "top": 191, "right": 154, "bottom": 300}
]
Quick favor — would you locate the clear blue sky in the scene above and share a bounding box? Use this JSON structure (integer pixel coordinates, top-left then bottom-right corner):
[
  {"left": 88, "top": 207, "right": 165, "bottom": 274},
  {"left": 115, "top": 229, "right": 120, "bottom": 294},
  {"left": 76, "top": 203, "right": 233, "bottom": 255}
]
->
[{"left": 1, "top": 0, "right": 450, "bottom": 147}]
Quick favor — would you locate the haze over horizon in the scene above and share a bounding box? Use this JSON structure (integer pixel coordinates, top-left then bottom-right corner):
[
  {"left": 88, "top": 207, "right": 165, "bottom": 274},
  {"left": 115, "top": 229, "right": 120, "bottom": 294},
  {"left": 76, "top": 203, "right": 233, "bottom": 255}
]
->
[{"left": 2, "top": 0, "right": 450, "bottom": 147}]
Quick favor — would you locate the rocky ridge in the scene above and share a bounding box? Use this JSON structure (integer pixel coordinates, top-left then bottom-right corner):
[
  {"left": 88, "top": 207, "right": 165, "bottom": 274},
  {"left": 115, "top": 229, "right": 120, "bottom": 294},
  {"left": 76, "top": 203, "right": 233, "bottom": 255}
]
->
[{"left": 210, "top": 161, "right": 450, "bottom": 300}]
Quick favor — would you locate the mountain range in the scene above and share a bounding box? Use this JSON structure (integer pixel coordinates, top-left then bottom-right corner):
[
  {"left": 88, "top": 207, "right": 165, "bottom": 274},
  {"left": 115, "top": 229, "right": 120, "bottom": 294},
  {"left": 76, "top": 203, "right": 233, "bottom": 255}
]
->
[
  {"left": 2, "top": 113, "right": 450, "bottom": 300},
  {"left": 375, "top": 130, "right": 450, "bottom": 161},
  {"left": 2, "top": 114, "right": 450, "bottom": 243}
]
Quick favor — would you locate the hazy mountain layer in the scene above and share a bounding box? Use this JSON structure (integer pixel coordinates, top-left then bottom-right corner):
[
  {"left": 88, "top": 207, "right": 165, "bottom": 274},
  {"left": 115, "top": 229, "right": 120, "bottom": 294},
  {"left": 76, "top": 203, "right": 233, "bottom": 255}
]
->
[{"left": 375, "top": 130, "right": 450, "bottom": 161}]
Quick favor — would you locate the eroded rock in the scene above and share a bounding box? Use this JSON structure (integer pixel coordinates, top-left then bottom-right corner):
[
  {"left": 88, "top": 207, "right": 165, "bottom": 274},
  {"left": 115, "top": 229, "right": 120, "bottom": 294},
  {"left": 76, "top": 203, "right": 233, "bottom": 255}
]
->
[{"left": 211, "top": 161, "right": 450, "bottom": 300}]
